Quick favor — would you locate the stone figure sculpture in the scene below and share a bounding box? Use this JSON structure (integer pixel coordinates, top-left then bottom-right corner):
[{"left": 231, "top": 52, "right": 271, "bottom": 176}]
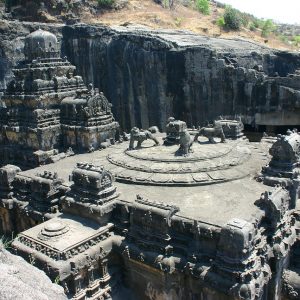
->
[
  {"left": 128, "top": 127, "right": 159, "bottom": 150},
  {"left": 178, "top": 129, "right": 193, "bottom": 156},
  {"left": 194, "top": 120, "right": 226, "bottom": 143},
  {"left": 259, "top": 129, "right": 300, "bottom": 191}
]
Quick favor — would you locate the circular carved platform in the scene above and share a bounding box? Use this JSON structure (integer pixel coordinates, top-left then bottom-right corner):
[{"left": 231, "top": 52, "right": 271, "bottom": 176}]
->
[
  {"left": 38, "top": 221, "right": 69, "bottom": 240},
  {"left": 125, "top": 141, "right": 233, "bottom": 162},
  {"left": 96, "top": 137, "right": 253, "bottom": 186}
]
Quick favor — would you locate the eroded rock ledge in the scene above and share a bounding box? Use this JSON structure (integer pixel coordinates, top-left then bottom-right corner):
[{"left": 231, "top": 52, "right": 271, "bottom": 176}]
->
[{"left": 0, "top": 241, "right": 67, "bottom": 300}]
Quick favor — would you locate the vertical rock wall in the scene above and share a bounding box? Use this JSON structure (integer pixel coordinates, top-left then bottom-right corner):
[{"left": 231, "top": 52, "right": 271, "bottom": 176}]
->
[{"left": 62, "top": 25, "right": 300, "bottom": 131}]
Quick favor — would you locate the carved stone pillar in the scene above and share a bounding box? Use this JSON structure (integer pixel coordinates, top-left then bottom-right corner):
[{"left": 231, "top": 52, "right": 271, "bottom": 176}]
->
[
  {"left": 86, "top": 264, "right": 100, "bottom": 298},
  {"left": 73, "top": 273, "right": 82, "bottom": 295},
  {"left": 71, "top": 261, "right": 85, "bottom": 300},
  {"left": 99, "top": 258, "right": 111, "bottom": 290},
  {"left": 87, "top": 265, "right": 95, "bottom": 286}
]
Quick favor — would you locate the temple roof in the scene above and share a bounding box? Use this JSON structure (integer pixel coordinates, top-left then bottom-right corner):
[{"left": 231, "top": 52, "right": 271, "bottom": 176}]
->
[{"left": 24, "top": 29, "right": 59, "bottom": 61}]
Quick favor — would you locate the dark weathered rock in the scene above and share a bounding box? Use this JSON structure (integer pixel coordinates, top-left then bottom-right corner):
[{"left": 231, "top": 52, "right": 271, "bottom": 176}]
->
[
  {"left": 5, "top": 0, "right": 128, "bottom": 23},
  {"left": 61, "top": 24, "right": 300, "bottom": 131}
]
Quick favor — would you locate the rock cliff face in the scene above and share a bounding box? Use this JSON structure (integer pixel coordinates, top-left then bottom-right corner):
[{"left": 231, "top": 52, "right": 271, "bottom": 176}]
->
[
  {"left": 1, "top": 21, "right": 300, "bottom": 131},
  {"left": 61, "top": 24, "right": 300, "bottom": 130}
]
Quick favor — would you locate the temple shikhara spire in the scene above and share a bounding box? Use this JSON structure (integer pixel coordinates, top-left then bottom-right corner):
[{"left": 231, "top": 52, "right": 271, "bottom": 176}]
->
[{"left": 0, "top": 29, "right": 118, "bottom": 168}]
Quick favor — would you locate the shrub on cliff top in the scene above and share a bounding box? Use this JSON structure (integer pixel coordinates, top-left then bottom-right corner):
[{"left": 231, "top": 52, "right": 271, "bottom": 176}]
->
[
  {"left": 261, "top": 19, "right": 276, "bottom": 37},
  {"left": 97, "top": 0, "right": 115, "bottom": 9},
  {"left": 216, "top": 16, "right": 225, "bottom": 28},
  {"left": 223, "top": 6, "right": 242, "bottom": 30},
  {"left": 293, "top": 35, "right": 300, "bottom": 46},
  {"left": 196, "top": 0, "right": 210, "bottom": 15}
]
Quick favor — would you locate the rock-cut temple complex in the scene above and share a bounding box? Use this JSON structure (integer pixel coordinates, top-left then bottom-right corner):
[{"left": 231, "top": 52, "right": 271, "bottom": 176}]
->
[
  {"left": 0, "top": 29, "right": 119, "bottom": 168},
  {"left": 0, "top": 29, "right": 300, "bottom": 300}
]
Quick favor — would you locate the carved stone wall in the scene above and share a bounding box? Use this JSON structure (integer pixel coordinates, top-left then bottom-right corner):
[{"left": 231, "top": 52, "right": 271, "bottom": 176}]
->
[{"left": 0, "top": 127, "right": 298, "bottom": 299}]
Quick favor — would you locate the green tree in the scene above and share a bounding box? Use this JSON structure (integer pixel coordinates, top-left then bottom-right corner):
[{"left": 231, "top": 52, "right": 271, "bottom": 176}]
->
[
  {"left": 216, "top": 16, "right": 225, "bottom": 34},
  {"left": 240, "top": 13, "right": 250, "bottom": 27},
  {"left": 293, "top": 35, "right": 300, "bottom": 46},
  {"left": 249, "top": 23, "right": 256, "bottom": 31},
  {"left": 277, "top": 34, "right": 288, "bottom": 44},
  {"left": 261, "top": 19, "right": 276, "bottom": 37},
  {"left": 223, "top": 6, "right": 242, "bottom": 30},
  {"left": 253, "top": 18, "right": 265, "bottom": 29},
  {"left": 97, "top": 0, "right": 115, "bottom": 9},
  {"left": 196, "top": 0, "right": 210, "bottom": 15},
  {"left": 216, "top": 17, "right": 225, "bottom": 28}
]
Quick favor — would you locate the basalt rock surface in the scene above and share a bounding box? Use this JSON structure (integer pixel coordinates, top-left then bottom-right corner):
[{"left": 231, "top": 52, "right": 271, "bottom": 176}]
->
[
  {"left": 61, "top": 24, "right": 300, "bottom": 131},
  {"left": 0, "top": 241, "right": 67, "bottom": 300}
]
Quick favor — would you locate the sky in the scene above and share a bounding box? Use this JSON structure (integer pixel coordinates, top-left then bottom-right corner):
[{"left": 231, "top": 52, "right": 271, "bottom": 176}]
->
[{"left": 217, "top": 0, "right": 300, "bottom": 24}]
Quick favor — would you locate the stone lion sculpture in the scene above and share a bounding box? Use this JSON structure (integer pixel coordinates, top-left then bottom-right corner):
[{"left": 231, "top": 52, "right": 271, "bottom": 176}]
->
[
  {"left": 194, "top": 120, "right": 226, "bottom": 143},
  {"left": 178, "top": 129, "right": 193, "bottom": 156},
  {"left": 128, "top": 127, "right": 159, "bottom": 150}
]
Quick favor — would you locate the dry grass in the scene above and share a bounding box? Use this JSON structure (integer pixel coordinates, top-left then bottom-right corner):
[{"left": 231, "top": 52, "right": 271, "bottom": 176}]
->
[{"left": 80, "top": 0, "right": 295, "bottom": 51}]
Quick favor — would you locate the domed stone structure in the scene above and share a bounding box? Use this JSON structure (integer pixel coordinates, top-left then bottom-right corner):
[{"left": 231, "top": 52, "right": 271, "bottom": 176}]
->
[
  {"left": 24, "top": 29, "right": 60, "bottom": 61},
  {"left": 38, "top": 221, "right": 69, "bottom": 240}
]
